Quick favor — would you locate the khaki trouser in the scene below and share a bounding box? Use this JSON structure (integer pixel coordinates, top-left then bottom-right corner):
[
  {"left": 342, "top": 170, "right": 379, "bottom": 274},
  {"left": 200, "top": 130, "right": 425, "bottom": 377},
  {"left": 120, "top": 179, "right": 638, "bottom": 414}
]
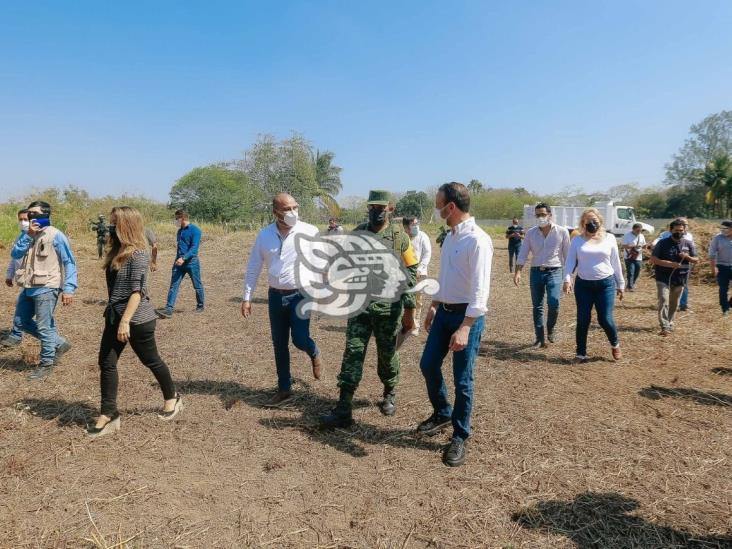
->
[
  {"left": 414, "top": 274, "right": 426, "bottom": 330},
  {"left": 656, "top": 281, "right": 684, "bottom": 330}
]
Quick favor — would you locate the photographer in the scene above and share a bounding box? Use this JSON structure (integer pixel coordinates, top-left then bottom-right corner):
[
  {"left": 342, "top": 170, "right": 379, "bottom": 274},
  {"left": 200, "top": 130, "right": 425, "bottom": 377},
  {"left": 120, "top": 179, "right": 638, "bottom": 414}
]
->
[{"left": 10, "top": 200, "right": 77, "bottom": 379}]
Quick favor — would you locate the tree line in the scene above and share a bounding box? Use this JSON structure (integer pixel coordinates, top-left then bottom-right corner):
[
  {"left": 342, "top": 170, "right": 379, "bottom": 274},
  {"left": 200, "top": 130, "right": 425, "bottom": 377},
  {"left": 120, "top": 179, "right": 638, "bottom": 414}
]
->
[{"left": 169, "top": 134, "right": 343, "bottom": 227}]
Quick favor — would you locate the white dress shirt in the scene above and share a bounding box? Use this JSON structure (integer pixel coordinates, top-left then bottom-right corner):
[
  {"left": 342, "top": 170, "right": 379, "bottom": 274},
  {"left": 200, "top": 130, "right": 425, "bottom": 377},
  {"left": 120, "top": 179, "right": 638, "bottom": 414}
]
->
[
  {"left": 564, "top": 232, "right": 625, "bottom": 289},
  {"left": 435, "top": 217, "right": 493, "bottom": 318},
  {"left": 243, "top": 221, "right": 319, "bottom": 301},
  {"left": 516, "top": 223, "right": 570, "bottom": 268},
  {"left": 411, "top": 230, "right": 432, "bottom": 276}
]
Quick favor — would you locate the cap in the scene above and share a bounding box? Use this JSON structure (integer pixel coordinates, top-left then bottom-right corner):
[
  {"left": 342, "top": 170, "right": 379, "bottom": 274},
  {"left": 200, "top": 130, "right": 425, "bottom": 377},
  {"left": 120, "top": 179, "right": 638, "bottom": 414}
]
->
[
  {"left": 366, "top": 190, "right": 391, "bottom": 206},
  {"left": 721, "top": 220, "right": 732, "bottom": 229}
]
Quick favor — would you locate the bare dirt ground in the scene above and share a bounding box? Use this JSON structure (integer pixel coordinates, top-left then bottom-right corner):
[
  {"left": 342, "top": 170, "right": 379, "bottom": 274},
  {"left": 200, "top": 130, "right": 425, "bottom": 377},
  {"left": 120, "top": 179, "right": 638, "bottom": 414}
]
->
[{"left": 0, "top": 230, "right": 730, "bottom": 548}]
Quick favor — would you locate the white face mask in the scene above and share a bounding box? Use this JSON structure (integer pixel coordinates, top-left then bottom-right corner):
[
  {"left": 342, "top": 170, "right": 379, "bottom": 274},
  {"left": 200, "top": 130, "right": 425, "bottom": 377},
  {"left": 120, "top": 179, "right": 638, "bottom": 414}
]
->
[
  {"left": 536, "top": 216, "right": 550, "bottom": 227},
  {"left": 282, "top": 209, "right": 298, "bottom": 227},
  {"left": 19, "top": 220, "right": 30, "bottom": 232},
  {"left": 175, "top": 219, "right": 182, "bottom": 228},
  {"left": 435, "top": 205, "right": 449, "bottom": 221}
]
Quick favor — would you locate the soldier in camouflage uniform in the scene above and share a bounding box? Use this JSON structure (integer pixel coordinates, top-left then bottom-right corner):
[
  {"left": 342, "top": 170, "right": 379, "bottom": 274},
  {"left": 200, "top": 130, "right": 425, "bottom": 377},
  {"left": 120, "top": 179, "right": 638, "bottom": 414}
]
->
[
  {"left": 91, "top": 214, "right": 108, "bottom": 259},
  {"left": 321, "top": 190, "right": 419, "bottom": 428}
]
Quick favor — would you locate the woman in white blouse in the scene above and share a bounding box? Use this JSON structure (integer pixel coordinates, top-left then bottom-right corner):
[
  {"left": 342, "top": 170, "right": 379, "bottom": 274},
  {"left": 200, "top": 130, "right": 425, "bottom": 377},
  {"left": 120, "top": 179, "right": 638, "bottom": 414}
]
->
[{"left": 563, "top": 208, "right": 625, "bottom": 363}]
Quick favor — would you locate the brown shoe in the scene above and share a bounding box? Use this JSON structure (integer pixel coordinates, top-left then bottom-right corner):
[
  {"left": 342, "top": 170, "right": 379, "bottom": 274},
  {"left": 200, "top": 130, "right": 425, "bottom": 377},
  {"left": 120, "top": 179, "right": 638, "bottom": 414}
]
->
[
  {"left": 311, "top": 355, "right": 322, "bottom": 380},
  {"left": 263, "top": 391, "right": 294, "bottom": 408},
  {"left": 611, "top": 346, "right": 622, "bottom": 361},
  {"left": 660, "top": 329, "right": 670, "bottom": 337}
]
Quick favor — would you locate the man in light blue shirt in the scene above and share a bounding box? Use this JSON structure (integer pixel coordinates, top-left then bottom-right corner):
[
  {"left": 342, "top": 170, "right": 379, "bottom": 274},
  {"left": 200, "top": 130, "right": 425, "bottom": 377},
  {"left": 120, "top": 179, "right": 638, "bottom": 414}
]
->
[
  {"left": 5, "top": 200, "right": 77, "bottom": 379},
  {"left": 709, "top": 220, "right": 732, "bottom": 315}
]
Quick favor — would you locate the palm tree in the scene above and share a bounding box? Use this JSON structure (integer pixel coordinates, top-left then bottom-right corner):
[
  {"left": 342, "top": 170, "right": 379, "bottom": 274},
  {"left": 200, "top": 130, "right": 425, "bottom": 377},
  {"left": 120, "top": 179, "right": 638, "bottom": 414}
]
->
[
  {"left": 702, "top": 153, "right": 732, "bottom": 217},
  {"left": 313, "top": 150, "right": 343, "bottom": 217}
]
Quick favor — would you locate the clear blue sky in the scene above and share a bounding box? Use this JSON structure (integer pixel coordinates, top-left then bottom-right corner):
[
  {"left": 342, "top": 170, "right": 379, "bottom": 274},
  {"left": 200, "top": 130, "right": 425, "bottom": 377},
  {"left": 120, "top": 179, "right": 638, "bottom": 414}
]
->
[{"left": 1, "top": 1, "right": 731, "bottom": 202}]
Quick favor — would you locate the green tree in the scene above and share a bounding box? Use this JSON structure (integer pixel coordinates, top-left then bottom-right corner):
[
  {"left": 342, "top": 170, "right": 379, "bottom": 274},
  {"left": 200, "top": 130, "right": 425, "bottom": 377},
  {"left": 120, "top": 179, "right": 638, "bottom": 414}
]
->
[
  {"left": 467, "top": 179, "right": 484, "bottom": 194},
  {"left": 395, "top": 191, "right": 431, "bottom": 219},
  {"left": 243, "top": 134, "right": 321, "bottom": 221},
  {"left": 701, "top": 153, "right": 732, "bottom": 217},
  {"left": 313, "top": 150, "right": 343, "bottom": 218},
  {"left": 632, "top": 189, "right": 668, "bottom": 218},
  {"left": 169, "top": 166, "right": 256, "bottom": 222},
  {"left": 665, "top": 183, "right": 709, "bottom": 218},
  {"left": 666, "top": 111, "right": 732, "bottom": 188}
]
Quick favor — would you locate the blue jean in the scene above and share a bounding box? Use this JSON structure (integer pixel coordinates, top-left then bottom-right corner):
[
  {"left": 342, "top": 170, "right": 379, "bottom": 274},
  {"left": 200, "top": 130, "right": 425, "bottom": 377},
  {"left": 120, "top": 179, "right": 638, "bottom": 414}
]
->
[
  {"left": 419, "top": 308, "right": 485, "bottom": 441},
  {"left": 624, "top": 259, "right": 642, "bottom": 289},
  {"left": 165, "top": 257, "right": 205, "bottom": 310},
  {"left": 573, "top": 276, "right": 619, "bottom": 357},
  {"left": 268, "top": 289, "right": 319, "bottom": 391},
  {"left": 529, "top": 268, "right": 561, "bottom": 342},
  {"left": 717, "top": 265, "right": 732, "bottom": 313},
  {"left": 6, "top": 293, "right": 24, "bottom": 341},
  {"left": 17, "top": 289, "right": 66, "bottom": 366},
  {"left": 508, "top": 242, "right": 521, "bottom": 272}
]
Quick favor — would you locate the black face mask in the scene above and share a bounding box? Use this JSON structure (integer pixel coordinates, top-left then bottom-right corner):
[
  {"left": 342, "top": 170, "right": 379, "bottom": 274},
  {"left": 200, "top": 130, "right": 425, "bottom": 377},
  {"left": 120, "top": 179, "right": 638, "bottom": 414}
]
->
[
  {"left": 108, "top": 224, "right": 118, "bottom": 240},
  {"left": 585, "top": 221, "right": 599, "bottom": 234},
  {"left": 671, "top": 231, "right": 684, "bottom": 240},
  {"left": 369, "top": 208, "right": 387, "bottom": 226}
]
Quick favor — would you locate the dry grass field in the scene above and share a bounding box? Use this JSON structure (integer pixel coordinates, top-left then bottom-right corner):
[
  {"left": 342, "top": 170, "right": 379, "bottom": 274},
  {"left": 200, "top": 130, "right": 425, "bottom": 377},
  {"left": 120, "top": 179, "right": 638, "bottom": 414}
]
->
[{"left": 0, "top": 229, "right": 730, "bottom": 548}]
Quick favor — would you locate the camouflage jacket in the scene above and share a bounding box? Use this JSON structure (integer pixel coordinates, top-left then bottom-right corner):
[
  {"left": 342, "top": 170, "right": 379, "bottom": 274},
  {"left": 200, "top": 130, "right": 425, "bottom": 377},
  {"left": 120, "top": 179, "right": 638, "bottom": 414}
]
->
[{"left": 354, "top": 221, "right": 418, "bottom": 313}]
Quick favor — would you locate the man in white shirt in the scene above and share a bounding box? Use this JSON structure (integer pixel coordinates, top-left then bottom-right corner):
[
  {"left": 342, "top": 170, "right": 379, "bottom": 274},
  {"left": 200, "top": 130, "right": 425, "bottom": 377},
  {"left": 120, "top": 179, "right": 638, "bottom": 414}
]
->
[
  {"left": 401, "top": 215, "right": 432, "bottom": 336},
  {"left": 417, "top": 182, "right": 493, "bottom": 467},
  {"left": 621, "top": 223, "right": 646, "bottom": 291},
  {"left": 242, "top": 193, "right": 322, "bottom": 408},
  {"left": 513, "top": 203, "right": 570, "bottom": 347},
  {"left": 652, "top": 218, "right": 693, "bottom": 311}
]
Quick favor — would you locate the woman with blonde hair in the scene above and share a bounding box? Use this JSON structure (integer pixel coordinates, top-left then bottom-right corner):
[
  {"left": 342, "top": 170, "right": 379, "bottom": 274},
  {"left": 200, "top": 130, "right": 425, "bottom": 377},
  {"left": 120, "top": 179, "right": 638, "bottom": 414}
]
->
[
  {"left": 88, "top": 206, "right": 182, "bottom": 437},
  {"left": 563, "top": 208, "right": 625, "bottom": 363}
]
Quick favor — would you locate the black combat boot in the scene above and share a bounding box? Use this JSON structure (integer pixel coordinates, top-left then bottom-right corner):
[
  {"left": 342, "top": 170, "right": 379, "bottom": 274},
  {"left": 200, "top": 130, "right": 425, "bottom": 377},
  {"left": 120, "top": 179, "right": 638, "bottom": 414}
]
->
[
  {"left": 320, "top": 388, "right": 354, "bottom": 428},
  {"left": 379, "top": 387, "right": 396, "bottom": 416}
]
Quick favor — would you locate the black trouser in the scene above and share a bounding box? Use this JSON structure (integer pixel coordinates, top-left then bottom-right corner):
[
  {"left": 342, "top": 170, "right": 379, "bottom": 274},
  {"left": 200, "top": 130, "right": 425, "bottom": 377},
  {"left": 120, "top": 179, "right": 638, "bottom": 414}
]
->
[{"left": 98, "top": 319, "right": 175, "bottom": 416}]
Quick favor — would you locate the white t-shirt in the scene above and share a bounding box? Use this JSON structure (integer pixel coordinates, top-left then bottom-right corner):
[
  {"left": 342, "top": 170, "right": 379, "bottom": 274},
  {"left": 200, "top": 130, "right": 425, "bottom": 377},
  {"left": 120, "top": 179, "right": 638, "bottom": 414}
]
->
[
  {"left": 564, "top": 232, "right": 625, "bottom": 289},
  {"left": 621, "top": 232, "right": 646, "bottom": 260}
]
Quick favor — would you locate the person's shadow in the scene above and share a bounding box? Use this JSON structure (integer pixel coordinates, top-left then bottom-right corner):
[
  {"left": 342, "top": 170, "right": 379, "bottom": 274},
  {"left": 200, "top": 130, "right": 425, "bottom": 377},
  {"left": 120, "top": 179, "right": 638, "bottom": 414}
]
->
[
  {"left": 639, "top": 386, "right": 732, "bottom": 407},
  {"left": 512, "top": 492, "right": 732, "bottom": 548},
  {"left": 18, "top": 399, "right": 97, "bottom": 427},
  {"left": 177, "top": 379, "right": 444, "bottom": 458}
]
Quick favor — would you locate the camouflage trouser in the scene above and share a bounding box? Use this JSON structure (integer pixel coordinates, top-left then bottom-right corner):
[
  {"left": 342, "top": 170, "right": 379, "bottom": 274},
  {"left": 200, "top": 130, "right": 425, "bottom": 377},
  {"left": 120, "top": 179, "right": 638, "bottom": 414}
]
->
[
  {"left": 97, "top": 237, "right": 105, "bottom": 258},
  {"left": 337, "top": 304, "right": 403, "bottom": 393}
]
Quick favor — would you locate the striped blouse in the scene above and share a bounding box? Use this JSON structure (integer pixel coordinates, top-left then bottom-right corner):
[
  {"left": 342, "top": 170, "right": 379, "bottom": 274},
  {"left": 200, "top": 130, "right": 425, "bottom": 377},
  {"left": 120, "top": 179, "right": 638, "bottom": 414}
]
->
[{"left": 105, "top": 250, "right": 157, "bottom": 325}]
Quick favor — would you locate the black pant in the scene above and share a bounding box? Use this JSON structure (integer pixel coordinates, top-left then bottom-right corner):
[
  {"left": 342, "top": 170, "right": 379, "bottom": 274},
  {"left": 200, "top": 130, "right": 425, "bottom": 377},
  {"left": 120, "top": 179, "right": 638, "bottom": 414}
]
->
[{"left": 98, "top": 319, "right": 176, "bottom": 416}]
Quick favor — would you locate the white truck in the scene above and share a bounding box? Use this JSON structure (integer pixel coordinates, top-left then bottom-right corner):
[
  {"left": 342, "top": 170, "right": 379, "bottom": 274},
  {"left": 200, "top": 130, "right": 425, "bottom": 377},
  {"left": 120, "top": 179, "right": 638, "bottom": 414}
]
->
[{"left": 522, "top": 201, "right": 654, "bottom": 237}]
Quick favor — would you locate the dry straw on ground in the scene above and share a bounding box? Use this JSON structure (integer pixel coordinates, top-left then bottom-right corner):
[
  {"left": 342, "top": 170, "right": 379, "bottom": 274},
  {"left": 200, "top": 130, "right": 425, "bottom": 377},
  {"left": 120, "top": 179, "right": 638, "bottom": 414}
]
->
[{"left": 0, "top": 228, "right": 730, "bottom": 548}]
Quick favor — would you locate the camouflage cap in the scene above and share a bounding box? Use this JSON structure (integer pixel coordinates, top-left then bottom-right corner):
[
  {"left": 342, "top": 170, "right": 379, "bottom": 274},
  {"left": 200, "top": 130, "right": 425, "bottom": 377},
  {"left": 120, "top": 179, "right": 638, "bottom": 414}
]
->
[{"left": 366, "top": 190, "right": 391, "bottom": 205}]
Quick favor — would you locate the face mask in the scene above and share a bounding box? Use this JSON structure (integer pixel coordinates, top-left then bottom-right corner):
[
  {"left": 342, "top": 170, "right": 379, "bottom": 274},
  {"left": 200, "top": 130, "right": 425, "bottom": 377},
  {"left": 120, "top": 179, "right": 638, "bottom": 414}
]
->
[
  {"left": 410, "top": 225, "right": 419, "bottom": 237},
  {"left": 434, "top": 205, "right": 449, "bottom": 221},
  {"left": 282, "top": 210, "right": 298, "bottom": 227},
  {"left": 369, "top": 208, "right": 387, "bottom": 226},
  {"left": 175, "top": 219, "right": 182, "bottom": 229},
  {"left": 108, "top": 224, "right": 117, "bottom": 240},
  {"left": 672, "top": 231, "right": 683, "bottom": 240},
  {"left": 536, "top": 216, "right": 550, "bottom": 227},
  {"left": 585, "top": 221, "right": 600, "bottom": 234},
  {"left": 19, "top": 220, "right": 30, "bottom": 232}
]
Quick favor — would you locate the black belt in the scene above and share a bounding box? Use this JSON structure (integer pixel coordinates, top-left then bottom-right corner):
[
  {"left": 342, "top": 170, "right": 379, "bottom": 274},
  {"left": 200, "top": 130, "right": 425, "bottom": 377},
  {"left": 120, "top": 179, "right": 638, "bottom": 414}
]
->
[
  {"left": 531, "top": 266, "right": 560, "bottom": 272},
  {"left": 440, "top": 303, "right": 468, "bottom": 314},
  {"left": 269, "top": 287, "right": 299, "bottom": 295}
]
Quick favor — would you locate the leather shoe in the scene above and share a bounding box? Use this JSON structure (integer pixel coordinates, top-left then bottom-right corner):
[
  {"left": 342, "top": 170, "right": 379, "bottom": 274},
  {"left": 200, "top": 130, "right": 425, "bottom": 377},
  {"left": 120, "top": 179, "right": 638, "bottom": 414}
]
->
[
  {"left": 443, "top": 437, "right": 468, "bottom": 467},
  {"left": 311, "top": 355, "right": 322, "bottom": 380}
]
